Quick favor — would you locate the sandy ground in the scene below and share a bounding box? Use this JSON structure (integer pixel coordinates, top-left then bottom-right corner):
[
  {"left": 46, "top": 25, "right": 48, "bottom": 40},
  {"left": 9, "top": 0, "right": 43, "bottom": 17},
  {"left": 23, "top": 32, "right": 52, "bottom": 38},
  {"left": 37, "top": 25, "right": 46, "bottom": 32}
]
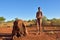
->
[
  {"left": 13, "top": 32, "right": 56, "bottom": 40},
  {"left": 0, "top": 26, "right": 60, "bottom": 40}
]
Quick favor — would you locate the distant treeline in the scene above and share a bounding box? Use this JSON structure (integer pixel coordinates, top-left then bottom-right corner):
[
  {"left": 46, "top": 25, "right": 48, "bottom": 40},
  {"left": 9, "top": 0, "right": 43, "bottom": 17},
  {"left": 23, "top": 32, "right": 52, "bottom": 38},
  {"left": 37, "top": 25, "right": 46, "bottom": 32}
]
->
[
  {"left": 27, "top": 16, "right": 60, "bottom": 26},
  {"left": 42, "top": 16, "right": 60, "bottom": 26},
  {"left": 0, "top": 16, "right": 60, "bottom": 26}
]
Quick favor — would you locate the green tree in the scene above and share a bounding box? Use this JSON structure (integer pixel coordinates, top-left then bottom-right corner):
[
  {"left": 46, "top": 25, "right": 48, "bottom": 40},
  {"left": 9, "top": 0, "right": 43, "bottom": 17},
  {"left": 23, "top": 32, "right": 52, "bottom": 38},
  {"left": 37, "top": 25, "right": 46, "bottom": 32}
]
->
[
  {"left": 28, "top": 20, "right": 31, "bottom": 22},
  {"left": 51, "top": 18, "right": 60, "bottom": 26},
  {"left": 15, "top": 17, "right": 20, "bottom": 20},
  {"left": 51, "top": 18, "right": 57, "bottom": 26},
  {"left": 0, "top": 17, "right": 5, "bottom": 22},
  {"left": 42, "top": 16, "right": 47, "bottom": 21},
  {"left": 42, "top": 16, "right": 48, "bottom": 25},
  {"left": 56, "top": 19, "right": 60, "bottom": 26},
  {"left": 31, "top": 19, "right": 36, "bottom": 25},
  {"left": 7, "top": 20, "right": 14, "bottom": 23}
]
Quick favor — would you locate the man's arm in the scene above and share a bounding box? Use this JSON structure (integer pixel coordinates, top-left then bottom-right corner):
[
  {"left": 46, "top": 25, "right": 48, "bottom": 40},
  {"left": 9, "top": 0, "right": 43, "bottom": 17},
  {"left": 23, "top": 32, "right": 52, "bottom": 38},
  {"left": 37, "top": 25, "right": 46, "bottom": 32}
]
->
[
  {"left": 41, "top": 12, "right": 43, "bottom": 16},
  {"left": 41, "top": 12, "right": 43, "bottom": 18},
  {"left": 36, "top": 12, "right": 37, "bottom": 18}
]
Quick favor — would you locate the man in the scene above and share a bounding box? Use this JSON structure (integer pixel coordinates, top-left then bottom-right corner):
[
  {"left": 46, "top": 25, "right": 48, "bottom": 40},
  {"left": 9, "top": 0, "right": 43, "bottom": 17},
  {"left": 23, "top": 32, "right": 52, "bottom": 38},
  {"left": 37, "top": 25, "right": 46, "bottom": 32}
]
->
[{"left": 36, "top": 7, "right": 43, "bottom": 34}]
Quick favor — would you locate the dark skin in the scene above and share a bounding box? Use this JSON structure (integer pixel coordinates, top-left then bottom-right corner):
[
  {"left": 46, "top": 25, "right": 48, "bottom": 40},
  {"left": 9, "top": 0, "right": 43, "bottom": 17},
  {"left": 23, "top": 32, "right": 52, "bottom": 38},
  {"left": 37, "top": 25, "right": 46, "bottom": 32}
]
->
[
  {"left": 36, "top": 7, "right": 43, "bottom": 26},
  {"left": 36, "top": 7, "right": 43, "bottom": 19},
  {"left": 36, "top": 7, "right": 43, "bottom": 34}
]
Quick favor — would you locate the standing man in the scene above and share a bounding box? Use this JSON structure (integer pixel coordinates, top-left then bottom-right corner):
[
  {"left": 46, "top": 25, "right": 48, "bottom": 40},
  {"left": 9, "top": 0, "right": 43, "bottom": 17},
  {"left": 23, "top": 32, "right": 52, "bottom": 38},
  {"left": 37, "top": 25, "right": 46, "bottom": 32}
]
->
[{"left": 36, "top": 7, "right": 43, "bottom": 34}]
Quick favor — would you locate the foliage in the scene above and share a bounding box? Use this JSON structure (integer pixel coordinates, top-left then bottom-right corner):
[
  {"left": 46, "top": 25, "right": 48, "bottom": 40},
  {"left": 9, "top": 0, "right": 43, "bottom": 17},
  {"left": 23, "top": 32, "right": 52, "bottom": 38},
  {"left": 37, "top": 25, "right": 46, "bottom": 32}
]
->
[
  {"left": 42, "top": 16, "right": 48, "bottom": 25},
  {"left": 51, "top": 18, "right": 60, "bottom": 26},
  {"left": 15, "top": 17, "right": 19, "bottom": 20},
  {"left": 42, "top": 16, "right": 60, "bottom": 26},
  {"left": 28, "top": 20, "right": 31, "bottom": 22},
  {"left": 7, "top": 20, "right": 14, "bottom": 23},
  {"left": 27, "top": 19, "right": 36, "bottom": 27},
  {"left": 0, "top": 17, "right": 5, "bottom": 22},
  {"left": 0, "top": 16, "right": 60, "bottom": 26}
]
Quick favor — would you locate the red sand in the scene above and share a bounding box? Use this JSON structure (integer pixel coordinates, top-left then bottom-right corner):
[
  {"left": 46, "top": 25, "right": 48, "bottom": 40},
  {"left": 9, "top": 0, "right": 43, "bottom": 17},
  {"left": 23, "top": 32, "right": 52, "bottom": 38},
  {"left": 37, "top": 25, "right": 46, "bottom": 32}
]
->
[{"left": 0, "top": 26, "right": 60, "bottom": 40}]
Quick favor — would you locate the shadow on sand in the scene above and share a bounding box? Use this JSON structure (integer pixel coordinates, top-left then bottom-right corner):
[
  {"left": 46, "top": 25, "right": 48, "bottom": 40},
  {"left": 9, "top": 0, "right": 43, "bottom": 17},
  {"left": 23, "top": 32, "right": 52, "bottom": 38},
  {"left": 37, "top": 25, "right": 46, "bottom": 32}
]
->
[{"left": 0, "top": 33, "right": 12, "bottom": 40}]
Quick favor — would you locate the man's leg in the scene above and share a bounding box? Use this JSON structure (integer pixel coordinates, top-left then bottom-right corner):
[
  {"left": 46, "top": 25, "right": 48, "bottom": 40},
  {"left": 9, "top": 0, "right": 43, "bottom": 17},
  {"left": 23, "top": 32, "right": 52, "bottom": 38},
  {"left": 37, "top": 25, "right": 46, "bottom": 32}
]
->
[
  {"left": 38, "top": 18, "right": 40, "bottom": 34},
  {"left": 40, "top": 19, "right": 42, "bottom": 32},
  {"left": 36, "top": 19, "right": 40, "bottom": 34}
]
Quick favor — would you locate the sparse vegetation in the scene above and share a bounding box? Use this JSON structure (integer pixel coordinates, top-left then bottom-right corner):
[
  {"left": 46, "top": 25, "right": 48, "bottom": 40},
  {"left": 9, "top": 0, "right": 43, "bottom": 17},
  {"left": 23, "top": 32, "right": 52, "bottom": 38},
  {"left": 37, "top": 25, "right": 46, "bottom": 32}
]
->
[{"left": 0, "top": 16, "right": 60, "bottom": 27}]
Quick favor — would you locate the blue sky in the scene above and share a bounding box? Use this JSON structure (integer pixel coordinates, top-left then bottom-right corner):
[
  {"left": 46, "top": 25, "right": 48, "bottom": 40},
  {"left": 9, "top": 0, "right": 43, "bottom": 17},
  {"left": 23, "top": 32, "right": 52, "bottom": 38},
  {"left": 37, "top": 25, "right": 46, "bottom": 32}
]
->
[{"left": 0, "top": 0, "right": 60, "bottom": 21}]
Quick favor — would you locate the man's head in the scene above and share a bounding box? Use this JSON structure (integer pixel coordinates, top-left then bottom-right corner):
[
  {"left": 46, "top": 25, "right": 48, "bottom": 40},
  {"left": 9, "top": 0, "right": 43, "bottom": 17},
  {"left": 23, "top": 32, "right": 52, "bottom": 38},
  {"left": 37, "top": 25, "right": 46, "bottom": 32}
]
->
[{"left": 38, "top": 7, "right": 40, "bottom": 11}]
